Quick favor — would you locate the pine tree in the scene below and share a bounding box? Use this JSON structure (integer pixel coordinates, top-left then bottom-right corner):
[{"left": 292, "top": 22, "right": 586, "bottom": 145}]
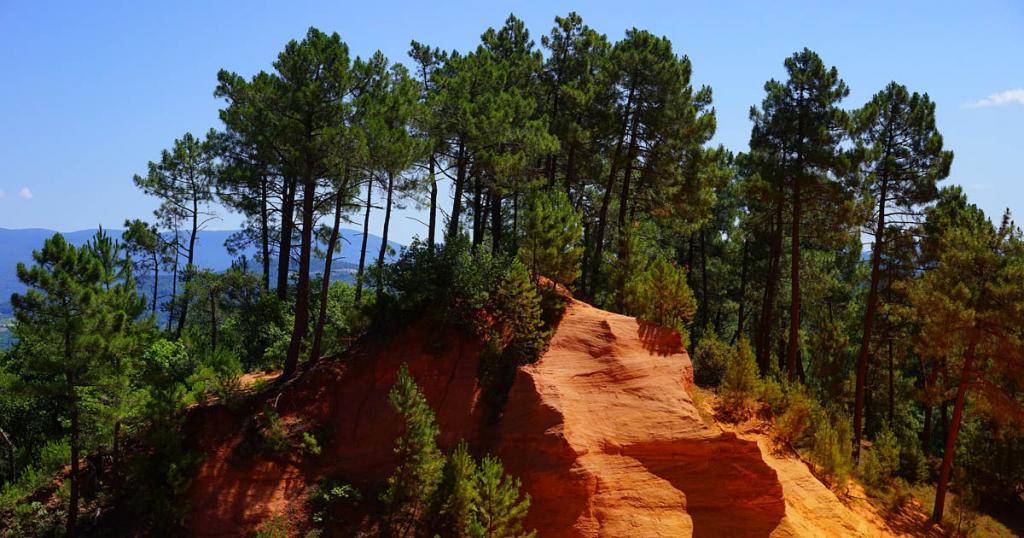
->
[
  {"left": 850, "top": 81, "right": 953, "bottom": 458},
  {"left": 435, "top": 441, "right": 480, "bottom": 537},
  {"left": 517, "top": 189, "right": 583, "bottom": 285},
  {"left": 383, "top": 363, "right": 445, "bottom": 537},
  {"left": 10, "top": 235, "right": 106, "bottom": 537},
  {"left": 748, "top": 48, "right": 856, "bottom": 381},
  {"left": 469, "top": 455, "right": 534, "bottom": 538},
  {"left": 133, "top": 131, "right": 218, "bottom": 337},
  {"left": 906, "top": 213, "right": 1024, "bottom": 522}
]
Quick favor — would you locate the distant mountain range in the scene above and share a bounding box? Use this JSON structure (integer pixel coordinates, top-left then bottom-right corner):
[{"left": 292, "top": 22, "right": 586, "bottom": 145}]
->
[{"left": 0, "top": 227, "right": 402, "bottom": 319}]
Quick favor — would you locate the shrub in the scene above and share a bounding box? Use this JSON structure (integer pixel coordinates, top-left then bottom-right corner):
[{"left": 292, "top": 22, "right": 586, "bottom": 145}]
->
[
  {"left": 858, "top": 447, "right": 884, "bottom": 489},
  {"left": 308, "top": 477, "right": 360, "bottom": 526},
  {"left": 809, "top": 407, "right": 853, "bottom": 486},
  {"left": 692, "top": 329, "right": 730, "bottom": 387},
  {"left": 721, "top": 338, "right": 761, "bottom": 409},
  {"left": 759, "top": 373, "right": 786, "bottom": 412},
  {"left": 253, "top": 514, "right": 289, "bottom": 538},
  {"left": 775, "top": 384, "right": 817, "bottom": 445},
  {"left": 301, "top": 432, "right": 321, "bottom": 457},
  {"left": 874, "top": 426, "right": 900, "bottom": 479},
  {"left": 258, "top": 404, "right": 289, "bottom": 454}
]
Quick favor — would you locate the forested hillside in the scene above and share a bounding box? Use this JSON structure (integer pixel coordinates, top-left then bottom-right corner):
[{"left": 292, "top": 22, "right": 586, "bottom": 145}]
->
[{"left": 1, "top": 12, "right": 1021, "bottom": 537}]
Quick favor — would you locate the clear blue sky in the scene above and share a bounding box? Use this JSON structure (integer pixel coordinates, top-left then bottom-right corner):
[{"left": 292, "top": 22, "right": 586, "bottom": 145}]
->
[{"left": 1, "top": 0, "right": 1021, "bottom": 244}]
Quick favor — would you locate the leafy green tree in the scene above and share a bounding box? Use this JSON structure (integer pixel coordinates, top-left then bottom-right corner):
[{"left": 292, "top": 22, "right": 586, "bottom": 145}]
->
[
  {"left": 134, "top": 131, "right": 218, "bottom": 337},
  {"left": 850, "top": 82, "right": 953, "bottom": 458},
  {"left": 383, "top": 364, "right": 445, "bottom": 537},
  {"left": 749, "top": 48, "right": 856, "bottom": 380},
  {"left": 9, "top": 235, "right": 107, "bottom": 536},
  {"left": 590, "top": 28, "right": 714, "bottom": 299},
  {"left": 517, "top": 189, "right": 583, "bottom": 285},
  {"left": 435, "top": 441, "right": 480, "bottom": 537},
  {"left": 469, "top": 455, "right": 534, "bottom": 538},
  {"left": 906, "top": 214, "right": 1024, "bottom": 522},
  {"left": 122, "top": 219, "right": 168, "bottom": 318}
]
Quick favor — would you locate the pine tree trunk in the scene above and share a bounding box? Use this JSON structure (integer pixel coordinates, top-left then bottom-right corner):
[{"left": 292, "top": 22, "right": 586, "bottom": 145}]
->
[
  {"left": 734, "top": 238, "right": 749, "bottom": 344},
  {"left": 616, "top": 113, "right": 641, "bottom": 229},
  {"left": 312, "top": 185, "right": 345, "bottom": 361},
  {"left": 490, "top": 190, "right": 502, "bottom": 255},
  {"left": 786, "top": 180, "right": 802, "bottom": 381},
  {"left": 589, "top": 87, "right": 634, "bottom": 299},
  {"left": 700, "top": 228, "right": 709, "bottom": 330},
  {"left": 447, "top": 139, "right": 467, "bottom": 240},
  {"left": 855, "top": 180, "right": 888, "bottom": 459},
  {"left": 355, "top": 178, "right": 374, "bottom": 303},
  {"left": 168, "top": 233, "right": 179, "bottom": 332},
  {"left": 888, "top": 338, "right": 895, "bottom": 425},
  {"left": 260, "top": 175, "right": 271, "bottom": 292},
  {"left": 66, "top": 369, "right": 79, "bottom": 538},
  {"left": 427, "top": 155, "right": 437, "bottom": 249},
  {"left": 175, "top": 197, "right": 200, "bottom": 338},
  {"left": 283, "top": 177, "right": 316, "bottom": 379},
  {"left": 757, "top": 199, "right": 783, "bottom": 373},
  {"left": 0, "top": 427, "right": 14, "bottom": 483},
  {"left": 472, "top": 176, "right": 484, "bottom": 247},
  {"left": 276, "top": 177, "right": 296, "bottom": 300},
  {"left": 151, "top": 250, "right": 159, "bottom": 318},
  {"left": 933, "top": 344, "right": 976, "bottom": 523},
  {"left": 377, "top": 172, "right": 395, "bottom": 298}
]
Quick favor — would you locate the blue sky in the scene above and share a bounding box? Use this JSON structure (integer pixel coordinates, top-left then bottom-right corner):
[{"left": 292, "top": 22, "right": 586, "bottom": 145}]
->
[{"left": 1, "top": 0, "right": 1021, "bottom": 244}]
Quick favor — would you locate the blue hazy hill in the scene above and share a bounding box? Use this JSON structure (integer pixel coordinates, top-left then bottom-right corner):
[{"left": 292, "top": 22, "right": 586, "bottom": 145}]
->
[{"left": 0, "top": 227, "right": 402, "bottom": 317}]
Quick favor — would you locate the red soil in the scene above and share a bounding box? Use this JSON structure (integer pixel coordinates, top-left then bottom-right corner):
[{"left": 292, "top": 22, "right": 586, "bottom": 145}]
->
[{"left": 184, "top": 298, "right": 902, "bottom": 536}]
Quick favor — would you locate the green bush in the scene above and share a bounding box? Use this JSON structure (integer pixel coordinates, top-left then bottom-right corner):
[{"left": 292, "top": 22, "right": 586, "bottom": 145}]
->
[
  {"left": 809, "top": 407, "right": 853, "bottom": 486},
  {"left": 301, "top": 432, "right": 321, "bottom": 457},
  {"left": 692, "top": 329, "right": 730, "bottom": 387},
  {"left": 258, "top": 405, "right": 289, "bottom": 454},
  {"left": 721, "top": 338, "right": 761, "bottom": 408},
  {"left": 308, "top": 477, "right": 360, "bottom": 526},
  {"left": 774, "top": 384, "right": 817, "bottom": 445},
  {"left": 874, "top": 426, "right": 900, "bottom": 479}
]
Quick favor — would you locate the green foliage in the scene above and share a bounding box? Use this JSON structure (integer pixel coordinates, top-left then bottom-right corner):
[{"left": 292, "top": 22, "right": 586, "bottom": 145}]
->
[
  {"left": 721, "top": 338, "right": 761, "bottom": 410},
  {"left": 773, "top": 383, "right": 817, "bottom": 446},
  {"left": 188, "top": 347, "right": 244, "bottom": 406},
  {"left": 301, "top": 432, "right": 321, "bottom": 457},
  {"left": 518, "top": 189, "right": 584, "bottom": 285},
  {"left": 809, "top": 408, "right": 853, "bottom": 486},
  {"left": 308, "top": 477, "right": 361, "bottom": 526},
  {"left": 435, "top": 442, "right": 479, "bottom": 537},
  {"left": 381, "top": 238, "right": 546, "bottom": 364},
  {"left": 469, "top": 455, "right": 534, "bottom": 538},
  {"left": 383, "top": 364, "right": 445, "bottom": 534},
  {"left": 873, "top": 426, "right": 900, "bottom": 479},
  {"left": 253, "top": 514, "right": 289, "bottom": 538},
  {"left": 611, "top": 224, "right": 697, "bottom": 343},
  {"left": 692, "top": 328, "right": 730, "bottom": 387},
  {"left": 258, "top": 405, "right": 290, "bottom": 454}
]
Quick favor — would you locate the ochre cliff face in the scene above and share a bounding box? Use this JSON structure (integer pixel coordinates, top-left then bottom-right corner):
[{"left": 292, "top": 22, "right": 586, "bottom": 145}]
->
[
  {"left": 185, "top": 300, "right": 787, "bottom": 536},
  {"left": 495, "top": 299, "right": 785, "bottom": 536}
]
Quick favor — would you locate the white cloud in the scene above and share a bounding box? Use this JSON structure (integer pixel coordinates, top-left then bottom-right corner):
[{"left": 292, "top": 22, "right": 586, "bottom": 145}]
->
[
  {"left": 962, "top": 88, "right": 1024, "bottom": 109},
  {"left": 18, "top": 187, "right": 33, "bottom": 199}
]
